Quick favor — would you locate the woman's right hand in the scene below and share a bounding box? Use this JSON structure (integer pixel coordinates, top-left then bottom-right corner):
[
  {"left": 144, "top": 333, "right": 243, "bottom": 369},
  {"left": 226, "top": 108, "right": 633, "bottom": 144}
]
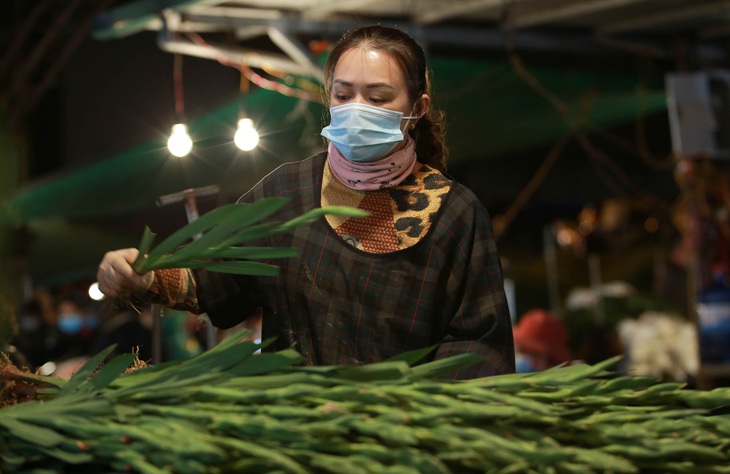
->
[{"left": 96, "top": 248, "right": 154, "bottom": 298}]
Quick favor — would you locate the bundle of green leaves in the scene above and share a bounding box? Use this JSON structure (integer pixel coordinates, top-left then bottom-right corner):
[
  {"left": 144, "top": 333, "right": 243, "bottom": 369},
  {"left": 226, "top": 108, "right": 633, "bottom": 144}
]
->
[{"left": 132, "top": 197, "right": 368, "bottom": 275}]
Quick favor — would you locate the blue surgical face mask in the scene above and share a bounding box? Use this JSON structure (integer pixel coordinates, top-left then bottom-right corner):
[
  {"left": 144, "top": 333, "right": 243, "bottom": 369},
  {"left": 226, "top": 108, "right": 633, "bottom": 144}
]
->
[
  {"left": 321, "top": 103, "right": 419, "bottom": 163},
  {"left": 58, "top": 313, "right": 83, "bottom": 335}
]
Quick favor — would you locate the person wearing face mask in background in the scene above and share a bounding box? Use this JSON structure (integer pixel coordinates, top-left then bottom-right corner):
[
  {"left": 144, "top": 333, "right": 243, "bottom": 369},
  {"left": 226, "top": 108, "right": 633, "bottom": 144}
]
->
[
  {"left": 513, "top": 309, "right": 573, "bottom": 373},
  {"left": 45, "top": 297, "right": 97, "bottom": 365},
  {"left": 96, "top": 25, "right": 514, "bottom": 378},
  {"left": 90, "top": 303, "right": 154, "bottom": 362},
  {"left": 11, "top": 300, "right": 49, "bottom": 370}
]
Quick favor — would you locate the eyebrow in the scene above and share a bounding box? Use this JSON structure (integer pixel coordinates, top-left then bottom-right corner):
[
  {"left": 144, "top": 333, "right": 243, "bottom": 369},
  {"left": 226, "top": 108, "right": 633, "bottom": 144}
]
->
[{"left": 333, "top": 79, "right": 396, "bottom": 90}]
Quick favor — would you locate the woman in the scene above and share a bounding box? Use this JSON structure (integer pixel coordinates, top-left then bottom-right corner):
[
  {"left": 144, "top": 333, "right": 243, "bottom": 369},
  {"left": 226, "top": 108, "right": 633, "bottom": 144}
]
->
[{"left": 97, "top": 25, "right": 514, "bottom": 378}]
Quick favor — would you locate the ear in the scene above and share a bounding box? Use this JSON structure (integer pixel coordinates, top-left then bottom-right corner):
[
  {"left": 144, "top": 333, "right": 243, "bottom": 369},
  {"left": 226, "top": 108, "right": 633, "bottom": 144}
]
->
[{"left": 416, "top": 93, "right": 430, "bottom": 117}]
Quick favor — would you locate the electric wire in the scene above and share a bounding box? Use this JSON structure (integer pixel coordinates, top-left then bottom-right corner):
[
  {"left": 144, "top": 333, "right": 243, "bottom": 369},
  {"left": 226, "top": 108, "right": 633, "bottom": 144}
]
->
[{"left": 184, "top": 32, "right": 322, "bottom": 104}]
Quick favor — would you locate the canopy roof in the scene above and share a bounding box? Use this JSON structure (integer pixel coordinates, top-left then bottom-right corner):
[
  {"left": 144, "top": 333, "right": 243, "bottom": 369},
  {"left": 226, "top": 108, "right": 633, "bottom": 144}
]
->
[{"left": 9, "top": 55, "right": 667, "bottom": 222}]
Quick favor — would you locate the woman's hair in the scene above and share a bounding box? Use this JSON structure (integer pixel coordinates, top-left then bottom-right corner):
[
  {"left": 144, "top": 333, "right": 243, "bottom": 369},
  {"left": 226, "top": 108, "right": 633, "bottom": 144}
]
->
[{"left": 323, "top": 25, "right": 448, "bottom": 172}]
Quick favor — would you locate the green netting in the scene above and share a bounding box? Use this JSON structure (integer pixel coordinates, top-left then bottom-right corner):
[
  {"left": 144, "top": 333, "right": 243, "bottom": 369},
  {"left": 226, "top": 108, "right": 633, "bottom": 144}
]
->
[
  {"left": 8, "top": 90, "right": 326, "bottom": 223},
  {"left": 438, "top": 58, "right": 666, "bottom": 160},
  {"left": 7, "top": 55, "right": 667, "bottom": 224}
]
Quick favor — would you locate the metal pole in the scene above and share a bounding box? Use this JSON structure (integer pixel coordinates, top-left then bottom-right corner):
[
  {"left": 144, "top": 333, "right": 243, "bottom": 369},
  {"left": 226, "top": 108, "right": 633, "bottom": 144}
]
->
[
  {"left": 181, "top": 194, "right": 218, "bottom": 351},
  {"left": 151, "top": 304, "right": 163, "bottom": 365},
  {"left": 151, "top": 185, "right": 220, "bottom": 361}
]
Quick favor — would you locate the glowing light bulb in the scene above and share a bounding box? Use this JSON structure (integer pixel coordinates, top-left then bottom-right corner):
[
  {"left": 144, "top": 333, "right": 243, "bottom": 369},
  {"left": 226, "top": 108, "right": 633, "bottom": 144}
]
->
[
  {"left": 88, "top": 282, "right": 105, "bottom": 301},
  {"left": 234, "top": 118, "right": 259, "bottom": 151},
  {"left": 167, "top": 123, "right": 193, "bottom": 157}
]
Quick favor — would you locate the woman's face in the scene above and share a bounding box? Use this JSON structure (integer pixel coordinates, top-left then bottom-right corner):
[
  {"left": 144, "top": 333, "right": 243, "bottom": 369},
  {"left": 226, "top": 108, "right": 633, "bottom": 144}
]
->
[
  {"left": 329, "top": 46, "right": 429, "bottom": 153},
  {"left": 330, "top": 46, "right": 412, "bottom": 113}
]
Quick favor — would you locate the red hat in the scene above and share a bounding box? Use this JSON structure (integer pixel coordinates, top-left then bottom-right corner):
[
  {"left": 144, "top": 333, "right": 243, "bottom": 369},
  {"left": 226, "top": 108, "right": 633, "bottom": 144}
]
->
[{"left": 513, "top": 309, "right": 571, "bottom": 363}]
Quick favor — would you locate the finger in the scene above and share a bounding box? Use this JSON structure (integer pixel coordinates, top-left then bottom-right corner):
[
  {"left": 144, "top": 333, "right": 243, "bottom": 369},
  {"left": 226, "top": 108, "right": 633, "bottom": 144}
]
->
[
  {"left": 107, "top": 251, "right": 140, "bottom": 279},
  {"left": 97, "top": 250, "right": 140, "bottom": 295},
  {"left": 97, "top": 265, "right": 130, "bottom": 297},
  {"left": 117, "top": 248, "right": 141, "bottom": 265}
]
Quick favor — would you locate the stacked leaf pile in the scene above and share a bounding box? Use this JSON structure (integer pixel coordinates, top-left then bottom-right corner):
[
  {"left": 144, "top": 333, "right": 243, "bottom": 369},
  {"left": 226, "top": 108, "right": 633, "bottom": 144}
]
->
[{"left": 1, "top": 330, "right": 730, "bottom": 474}]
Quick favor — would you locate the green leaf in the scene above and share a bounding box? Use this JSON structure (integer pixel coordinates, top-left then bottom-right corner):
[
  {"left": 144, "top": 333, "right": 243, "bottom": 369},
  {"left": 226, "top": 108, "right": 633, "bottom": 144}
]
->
[
  {"left": 153, "top": 199, "right": 286, "bottom": 257},
  {"left": 279, "top": 206, "right": 369, "bottom": 231},
  {"left": 208, "top": 327, "right": 257, "bottom": 350},
  {"left": 77, "top": 352, "right": 137, "bottom": 394},
  {"left": 0, "top": 370, "right": 66, "bottom": 391},
  {"left": 39, "top": 445, "right": 94, "bottom": 464},
  {"left": 523, "top": 355, "right": 622, "bottom": 385},
  {"left": 110, "top": 329, "right": 261, "bottom": 390},
  {"left": 217, "top": 206, "right": 369, "bottom": 249},
  {"left": 408, "top": 353, "right": 485, "bottom": 379},
  {"left": 226, "top": 349, "right": 304, "bottom": 377},
  {"left": 0, "top": 417, "right": 66, "bottom": 448},
  {"left": 56, "top": 345, "right": 116, "bottom": 398},
  {"left": 155, "top": 246, "right": 300, "bottom": 268},
  {"left": 1, "top": 396, "right": 110, "bottom": 421},
  {"left": 110, "top": 330, "right": 267, "bottom": 397},
  {"left": 132, "top": 225, "right": 157, "bottom": 269},
  {"left": 150, "top": 199, "right": 290, "bottom": 265},
  {"left": 383, "top": 345, "right": 438, "bottom": 366},
  {"left": 330, "top": 360, "right": 411, "bottom": 381},
  {"left": 215, "top": 222, "right": 287, "bottom": 248}
]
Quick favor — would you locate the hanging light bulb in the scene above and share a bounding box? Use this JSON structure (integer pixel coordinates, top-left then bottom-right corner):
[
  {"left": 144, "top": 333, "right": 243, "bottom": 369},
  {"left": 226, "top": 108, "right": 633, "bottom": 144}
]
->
[
  {"left": 88, "top": 282, "right": 105, "bottom": 301},
  {"left": 166, "top": 52, "right": 193, "bottom": 158},
  {"left": 167, "top": 123, "right": 193, "bottom": 157},
  {"left": 234, "top": 118, "right": 259, "bottom": 151}
]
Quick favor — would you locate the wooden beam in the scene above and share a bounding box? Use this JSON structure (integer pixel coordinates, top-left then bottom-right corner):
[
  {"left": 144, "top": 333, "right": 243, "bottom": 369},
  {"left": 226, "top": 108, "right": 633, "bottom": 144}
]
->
[
  {"left": 267, "top": 27, "right": 324, "bottom": 80},
  {"left": 505, "top": 0, "right": 651, "bottom": 30},
  {"left": 700, "top": 22, "right": 730, "bottom": 39},
  {"left": 158, "top": 36, "right": 318, "bottom": 77},
  {"left": 92, "top": 0, "right": 225, "bottom": 40},
  {"left": 184, "top": 5, "right": 283, "bottom": 21},
  {"left": 16, "top": 0, "right": 117, "bottom": 119},
  {"left": 5, "top": 0, "right": 84, "bottom": 116},
  {"left": 0, "top": 2, "right": 52, "bottom": 80},
  {"left": 305, "top": 0, "right": 384, "bottom": 16},
  {"left": 600, "top": 0, "right": 730, "bottom": 35},
  {"left": 414, "top": 0, "right": 529, "bottom": 25}
]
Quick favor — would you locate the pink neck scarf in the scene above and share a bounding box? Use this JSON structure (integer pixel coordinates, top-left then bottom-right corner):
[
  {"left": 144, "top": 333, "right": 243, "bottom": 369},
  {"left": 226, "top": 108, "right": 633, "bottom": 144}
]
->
[{"left": 327, "top": 137, "right": 418, "bottom": 191}]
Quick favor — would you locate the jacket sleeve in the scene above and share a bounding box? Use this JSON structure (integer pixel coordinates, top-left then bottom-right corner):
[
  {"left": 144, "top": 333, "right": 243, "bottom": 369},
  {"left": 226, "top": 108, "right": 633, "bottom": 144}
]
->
[
  {"left": 193, "top": 269, "right": 261, "bottom": 329},
  {"left": 433, "top": 201, "right": 515, "bottom": 379},
  {"left": 141, "top": 268, "right": 260, "bottom": 329}
]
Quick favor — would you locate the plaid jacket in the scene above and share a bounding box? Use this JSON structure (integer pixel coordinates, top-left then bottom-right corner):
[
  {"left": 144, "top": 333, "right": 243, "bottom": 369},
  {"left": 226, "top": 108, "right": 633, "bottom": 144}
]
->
[{"left": 195, "top": 152, "right": 515, "bottom": 378}]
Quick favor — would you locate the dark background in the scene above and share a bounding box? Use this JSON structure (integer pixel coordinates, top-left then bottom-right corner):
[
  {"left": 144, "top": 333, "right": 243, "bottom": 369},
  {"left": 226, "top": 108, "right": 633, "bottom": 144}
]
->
[{"left": 1, "top": 0, "right": 717, "bottom": 319}]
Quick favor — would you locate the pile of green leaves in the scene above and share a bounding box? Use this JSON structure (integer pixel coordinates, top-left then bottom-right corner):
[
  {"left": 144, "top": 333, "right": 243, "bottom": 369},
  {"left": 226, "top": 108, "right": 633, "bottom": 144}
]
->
[
  {"left": 2, "top": 330, "right": 730, "bottom": 473},
  {"left": 3, "top": 199, "right": 729, "bottom": 473}
]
